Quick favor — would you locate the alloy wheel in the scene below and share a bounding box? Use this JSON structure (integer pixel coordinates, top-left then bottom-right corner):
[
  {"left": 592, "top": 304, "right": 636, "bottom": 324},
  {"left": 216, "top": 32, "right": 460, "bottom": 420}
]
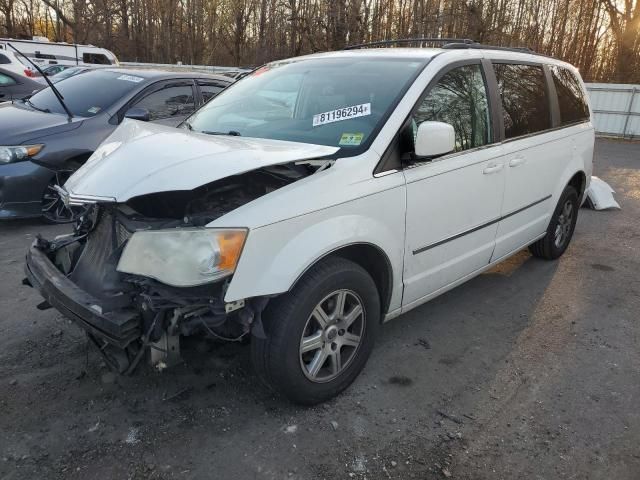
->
[
  {"left": 41, "top": 171, "right": 84, "bottom": 223},
  {"left": 554, "top": 200, "right": 574, "bottom": 248},
  {"left": 299, "top": 289, "right": 365, "bottom": 383}
]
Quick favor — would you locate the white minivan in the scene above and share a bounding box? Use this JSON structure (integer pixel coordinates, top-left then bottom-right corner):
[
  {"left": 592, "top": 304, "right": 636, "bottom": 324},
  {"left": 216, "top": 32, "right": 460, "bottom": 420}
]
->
[{"left": 25, "top": 40, "right": 594, "bottom": 404}]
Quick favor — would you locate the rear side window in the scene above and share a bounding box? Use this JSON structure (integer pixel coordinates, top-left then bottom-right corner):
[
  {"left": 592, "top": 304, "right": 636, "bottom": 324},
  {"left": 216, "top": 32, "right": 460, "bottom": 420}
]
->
[
  {"left": 0, "top": 73, "right": 16, "bottom": 85},
  {"left": 134, "top": 84, "right": 196, "bottom": 120},
  {"left": 551, "top": 66, "right": 589, "bottom": 125},
  {"left": 494, "top": 63, "right": 551, "bottom": 139},
  {"left": 413, "top": 64, "right": 491, "bottom": 152},
  {"left": 0, "top": 54, "right": 10, "bottom": 64},
  {"left": 83, "top": 53, "right": 111, "bottom": 65}
]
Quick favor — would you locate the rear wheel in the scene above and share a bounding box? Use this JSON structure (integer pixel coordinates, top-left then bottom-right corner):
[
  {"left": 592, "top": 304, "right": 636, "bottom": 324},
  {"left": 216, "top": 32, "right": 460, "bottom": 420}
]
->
[
  {"left": 529, "top": 185, "right": 579, "bottom": 260},
  {"left": 41, "top": 171, "right": 85, "bottom": 224},
  {"left": 251, "top": 257, "right": 380, "bottom": 405}
]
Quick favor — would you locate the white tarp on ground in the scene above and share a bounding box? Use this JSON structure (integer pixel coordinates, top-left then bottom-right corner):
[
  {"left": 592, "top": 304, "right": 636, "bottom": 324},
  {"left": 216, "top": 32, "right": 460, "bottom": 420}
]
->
[{"left": 583, "top": 176, "right": 621, "bottom": 210}]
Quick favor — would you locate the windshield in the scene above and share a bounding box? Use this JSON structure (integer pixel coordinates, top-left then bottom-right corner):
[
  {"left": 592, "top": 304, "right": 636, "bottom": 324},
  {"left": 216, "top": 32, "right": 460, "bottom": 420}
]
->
[
  {"left": 27, "top": 70, "right": 143, "bottom": 117},
  {"left": 186, "top": 57, "right": 426, "bottom": 154}
]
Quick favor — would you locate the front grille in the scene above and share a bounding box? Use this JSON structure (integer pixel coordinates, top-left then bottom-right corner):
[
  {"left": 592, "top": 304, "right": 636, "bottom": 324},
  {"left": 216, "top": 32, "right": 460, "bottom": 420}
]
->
[{"left": 69, "top": 211, "right": 131, "bottom": 298}]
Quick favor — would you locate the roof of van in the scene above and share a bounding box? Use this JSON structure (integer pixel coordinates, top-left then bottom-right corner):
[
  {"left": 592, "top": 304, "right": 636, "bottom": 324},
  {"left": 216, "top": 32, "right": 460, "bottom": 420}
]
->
[
  {"left": 0, "top": 37, "right": 105, "bottom": 49},
  {"left": 291, "top": 46, "right": 574, "bottom": 69}
]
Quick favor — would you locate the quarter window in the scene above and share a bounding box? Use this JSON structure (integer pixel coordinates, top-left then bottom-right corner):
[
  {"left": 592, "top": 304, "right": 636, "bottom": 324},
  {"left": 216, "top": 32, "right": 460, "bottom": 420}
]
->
[
  {"left": 413, "top": 64, "right": 491, "bottom": 152},
  {"left": 198, "top": 81, "right": 226, "bottom": 102},
  {"left": 0, "top": 54, "right": 10, "bottom": 64},
  {"left": 0, "top": 73, "right": 16, "bottom": 85},
  {"left": 134, "top": 84, "right": 196, "bottom": 121},
  {"left": 494, "top": 63, "right": 551, "bottom": 139},
  {"left": 551, "top": 66, "right": 589, "bottom": 125}
]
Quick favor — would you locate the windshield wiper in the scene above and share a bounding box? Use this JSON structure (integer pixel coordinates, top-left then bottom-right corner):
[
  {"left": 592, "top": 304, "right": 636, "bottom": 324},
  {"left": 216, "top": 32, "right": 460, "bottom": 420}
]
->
[
  {"left": 201, "top": 130, "right": 242, "bottom": 136},
  {"left": 24, "top": 98, "right": 50, "bottom": 113},
  {"left": 7, "top": 43, "right": 74, "bottom": 119}
]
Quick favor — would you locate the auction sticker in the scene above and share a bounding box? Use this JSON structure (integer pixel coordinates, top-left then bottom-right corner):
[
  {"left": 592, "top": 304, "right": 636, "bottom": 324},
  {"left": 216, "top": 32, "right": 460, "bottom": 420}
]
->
[
  {"left": 313, "top": 103, "right": 371, "bottom": 127},
  {"left": 339, "top": 133, "right": 364, "bottom": 146},
  {"left": 117, "top": 74, "right": 144, "bottom": 83}
]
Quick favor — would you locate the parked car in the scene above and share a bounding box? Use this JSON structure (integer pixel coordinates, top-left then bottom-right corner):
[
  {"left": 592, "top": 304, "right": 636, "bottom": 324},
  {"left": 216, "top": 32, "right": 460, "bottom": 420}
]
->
[
  {"left": 42, "top": 64, "right": 71, "bottom": 76},
  {"left": 24, "top": 40, "right": 594, "bottom": 404},
  {"left": 0, "top": 49, "right": 32, "bottom": 76},
  {"left": 40, "top": 64, "right": 74, "bottom": 77},
  {"left": 0, "top": 68, "right": 233, "bottom": 222},
  {"left": 34, "top": 66, "right": 93, "bottom": 84},
  {"left": 0, "top": 66, "right": 43, "bottom": 101}
]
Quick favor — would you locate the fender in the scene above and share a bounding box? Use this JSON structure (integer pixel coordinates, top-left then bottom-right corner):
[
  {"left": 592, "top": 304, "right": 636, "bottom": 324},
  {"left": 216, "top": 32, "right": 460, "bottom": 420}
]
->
[
  {"left": 224, "top": 185, "right": 406, "bottom": 313},
  {"left": 550, "top": 127, "right": 594, "bottom": 207}
]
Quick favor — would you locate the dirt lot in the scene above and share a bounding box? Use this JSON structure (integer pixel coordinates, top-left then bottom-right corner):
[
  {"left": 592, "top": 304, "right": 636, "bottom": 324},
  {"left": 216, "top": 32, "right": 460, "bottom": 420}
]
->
[{"left": 1, "top": 138, "right": 639, "bottom": 480}]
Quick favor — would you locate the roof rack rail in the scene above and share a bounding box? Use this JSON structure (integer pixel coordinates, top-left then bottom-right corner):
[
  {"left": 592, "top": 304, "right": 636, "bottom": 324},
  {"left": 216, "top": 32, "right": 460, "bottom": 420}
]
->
[
  {"left": 442, "top": 43, "right": 534, "bottom": 54},
  {"left": 344, "top": 38, "right": 476, "bottom": 50},
  {"left": 344, "top": 38, "right": 537, "bottom": 55}
]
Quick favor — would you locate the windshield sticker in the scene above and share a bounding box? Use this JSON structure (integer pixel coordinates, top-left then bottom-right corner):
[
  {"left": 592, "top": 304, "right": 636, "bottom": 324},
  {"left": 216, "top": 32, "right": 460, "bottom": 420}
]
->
[
  {"left": 87, "top": 106, "right": 101, "bottom": 114},
  {"left": 117, "top": 74, "right": 144, "bottom": 83},
  {"left": 339, "top": 133, "right": 364, "bottom": 146},
  {"left": 313, "top": 103, "right": 371, "bottom": 127}
]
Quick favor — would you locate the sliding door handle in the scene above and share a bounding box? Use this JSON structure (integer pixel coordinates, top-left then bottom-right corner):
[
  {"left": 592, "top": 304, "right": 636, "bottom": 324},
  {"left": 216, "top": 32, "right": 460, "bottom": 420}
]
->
[
  {"left": 483, "top": 162, "right": 504, "bottom": 175},
  {"left": 509, "top": 156, "right": 526, "bottom": 167}
]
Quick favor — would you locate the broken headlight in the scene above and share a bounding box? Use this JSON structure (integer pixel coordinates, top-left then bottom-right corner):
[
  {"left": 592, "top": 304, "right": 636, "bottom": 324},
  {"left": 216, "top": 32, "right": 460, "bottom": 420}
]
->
[{"left": 116, "top": 228, "right": 247, "bottom": 287}]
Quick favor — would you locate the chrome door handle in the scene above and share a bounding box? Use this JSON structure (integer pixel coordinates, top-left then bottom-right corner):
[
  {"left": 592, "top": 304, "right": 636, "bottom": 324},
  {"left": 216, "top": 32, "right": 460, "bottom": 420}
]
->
[
  {"left": 483, "top": 162, "right": 504, "bottom": 174},
  {"left": 509, "top": 157, "right": 526, "bottom": 167}
]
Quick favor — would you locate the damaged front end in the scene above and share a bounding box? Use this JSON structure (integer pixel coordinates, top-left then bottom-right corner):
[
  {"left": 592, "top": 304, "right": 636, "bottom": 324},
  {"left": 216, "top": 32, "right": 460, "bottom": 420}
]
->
[{"left": 24, "top": 162, "right": 317, "bottom": 373}]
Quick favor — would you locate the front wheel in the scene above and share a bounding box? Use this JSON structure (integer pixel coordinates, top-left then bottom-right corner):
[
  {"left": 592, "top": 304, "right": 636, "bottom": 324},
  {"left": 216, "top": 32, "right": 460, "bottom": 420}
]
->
[
  {"left": 251, "top": 257, "right": 380, "bottom": 405},
  {"left": 529, "top": 185, "right": 579, "bottom": 260},
  {"left": 41, "top": 171, "right": 86, "bottom": 224}
]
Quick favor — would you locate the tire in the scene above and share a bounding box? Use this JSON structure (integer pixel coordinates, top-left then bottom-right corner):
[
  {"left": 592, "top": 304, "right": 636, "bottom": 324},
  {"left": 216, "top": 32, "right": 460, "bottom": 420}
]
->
[
  {"left": 41, "top": 170, "right": 86, "bottom": 224},
  {"left": 251, "top": 256, "right": 380, "bottom": 405},
  {"left": 529, "top": 185, "right": 579, "bottom": 260}
]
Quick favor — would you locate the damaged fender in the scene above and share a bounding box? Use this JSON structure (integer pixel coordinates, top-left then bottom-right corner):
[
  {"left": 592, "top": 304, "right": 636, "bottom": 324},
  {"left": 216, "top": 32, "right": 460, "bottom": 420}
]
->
[{"left": 223, "top": 184, "right": 406, "bottom": 315}]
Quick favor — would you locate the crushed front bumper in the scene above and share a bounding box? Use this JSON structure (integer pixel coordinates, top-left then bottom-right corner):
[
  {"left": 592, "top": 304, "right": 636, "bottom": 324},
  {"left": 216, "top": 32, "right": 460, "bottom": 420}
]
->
[{"left": 24, "top": 243, "right": 141, "bottom": 348}]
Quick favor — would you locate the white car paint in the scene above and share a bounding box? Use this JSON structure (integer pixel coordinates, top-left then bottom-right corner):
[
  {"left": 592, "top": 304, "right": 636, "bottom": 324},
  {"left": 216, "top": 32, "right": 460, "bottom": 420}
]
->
[
  {"left": 0, "top": 49, "right": 29, "bottom": 76},
  {"left": 65, "top": 120, "right": 339, "bottom": 202},
  {"left": 584, "top": 176, "right": 620, "bottom": 210},
  {"left": 66, "top": 46, "right": 594, "bottom": 321}
]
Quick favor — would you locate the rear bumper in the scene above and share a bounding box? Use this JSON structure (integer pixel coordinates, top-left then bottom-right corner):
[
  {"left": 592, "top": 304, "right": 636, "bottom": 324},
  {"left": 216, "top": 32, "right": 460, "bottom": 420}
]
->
[{"left": 24, "top": 243, "right": 141, "bottom": 348}]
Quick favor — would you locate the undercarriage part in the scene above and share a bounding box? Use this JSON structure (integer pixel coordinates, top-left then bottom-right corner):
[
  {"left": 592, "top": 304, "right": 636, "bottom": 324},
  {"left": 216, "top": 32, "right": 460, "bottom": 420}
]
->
[{"left": 149, "top": 333, "right": 182, "bottom": 369}]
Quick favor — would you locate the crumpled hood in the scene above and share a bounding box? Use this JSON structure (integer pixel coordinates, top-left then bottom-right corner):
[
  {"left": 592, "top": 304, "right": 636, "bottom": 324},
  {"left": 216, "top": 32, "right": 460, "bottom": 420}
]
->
[{"left": 65, "top": 120, "right": 339, "bottom": 202}]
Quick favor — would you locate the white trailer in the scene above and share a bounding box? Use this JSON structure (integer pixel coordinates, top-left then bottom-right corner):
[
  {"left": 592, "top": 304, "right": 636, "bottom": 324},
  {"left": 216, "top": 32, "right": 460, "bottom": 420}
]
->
[{"left": 0, "top": 37, "right": 119, "bottom": 75}]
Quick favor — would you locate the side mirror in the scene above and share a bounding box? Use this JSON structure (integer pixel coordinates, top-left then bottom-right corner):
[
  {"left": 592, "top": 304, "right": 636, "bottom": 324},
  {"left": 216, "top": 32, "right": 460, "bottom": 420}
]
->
[
  {"left": 415, "top": 121, "right": 456, "bottom": 159},
  {"left": 124, "top": 107, "right": 151, "bottom": 122}
]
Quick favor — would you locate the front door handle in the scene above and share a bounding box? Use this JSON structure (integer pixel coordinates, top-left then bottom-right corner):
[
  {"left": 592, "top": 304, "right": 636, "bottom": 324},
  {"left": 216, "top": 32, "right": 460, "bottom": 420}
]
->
[
  {"left": 483, "top": 162, "right": 504, "bottom": 175},
  {"left": 509, "top": 156, "right": 526, "bottom": 167}
]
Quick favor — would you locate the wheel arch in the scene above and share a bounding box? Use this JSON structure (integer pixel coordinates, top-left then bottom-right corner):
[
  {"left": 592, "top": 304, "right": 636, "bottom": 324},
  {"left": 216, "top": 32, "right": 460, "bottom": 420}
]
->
[
  {"left": 568, "top": 170, "right": 587, "bottom": 198},
  {"left": 290, "top": 242, "right": 394, "bottom": 318}
]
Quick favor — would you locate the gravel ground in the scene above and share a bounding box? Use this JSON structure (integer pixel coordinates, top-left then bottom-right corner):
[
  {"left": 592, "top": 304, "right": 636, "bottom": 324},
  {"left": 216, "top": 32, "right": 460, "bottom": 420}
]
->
[{"left": 0, "top": 138, "right": 638, "bottom": 480}]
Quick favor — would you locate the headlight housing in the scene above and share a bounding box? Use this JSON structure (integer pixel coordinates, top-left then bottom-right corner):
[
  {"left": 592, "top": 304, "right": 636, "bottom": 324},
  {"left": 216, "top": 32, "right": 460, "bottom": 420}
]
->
[
  {"left": 0, "top": 145, "right": 44, "bottom": 164},
  {"left": 116, "top": 228, "right": 248, "bottom": 287}
]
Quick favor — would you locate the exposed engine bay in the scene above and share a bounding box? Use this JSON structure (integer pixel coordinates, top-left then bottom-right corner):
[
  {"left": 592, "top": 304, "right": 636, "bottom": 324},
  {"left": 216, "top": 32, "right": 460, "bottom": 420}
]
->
[{"left": 29, "top": 161, "right": 326, "bottom": 373}]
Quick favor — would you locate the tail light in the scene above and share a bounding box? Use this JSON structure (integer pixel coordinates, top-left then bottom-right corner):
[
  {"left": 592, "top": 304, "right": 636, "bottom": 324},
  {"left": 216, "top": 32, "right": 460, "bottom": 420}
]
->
[{"left": 24, "top": 69, "right": 34, "bottom": 77}]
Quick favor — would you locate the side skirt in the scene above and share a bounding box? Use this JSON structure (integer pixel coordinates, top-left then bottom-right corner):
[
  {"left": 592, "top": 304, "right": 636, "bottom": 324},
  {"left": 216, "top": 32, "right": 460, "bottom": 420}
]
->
[{"left": 383, "top": 231, "right": 546, "bottom": 323}]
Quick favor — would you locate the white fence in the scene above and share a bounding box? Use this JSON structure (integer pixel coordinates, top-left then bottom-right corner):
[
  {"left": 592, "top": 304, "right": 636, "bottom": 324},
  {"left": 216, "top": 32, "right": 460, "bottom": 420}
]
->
[{"left": 585, "top": 83, "right": 640, "bottom": 139}]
